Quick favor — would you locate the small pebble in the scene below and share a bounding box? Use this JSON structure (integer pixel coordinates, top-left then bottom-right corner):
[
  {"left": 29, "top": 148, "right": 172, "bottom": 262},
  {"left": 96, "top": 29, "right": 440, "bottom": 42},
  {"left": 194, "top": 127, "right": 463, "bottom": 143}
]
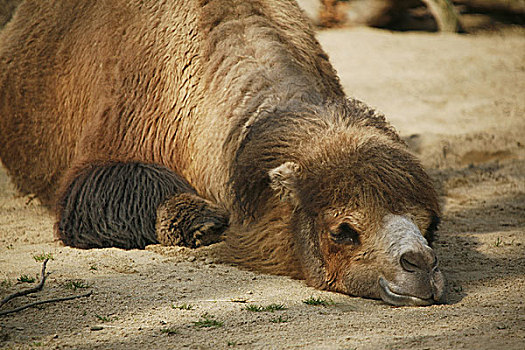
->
[{"left": 90, "top": 326, "right": 103, "bottom": 331}]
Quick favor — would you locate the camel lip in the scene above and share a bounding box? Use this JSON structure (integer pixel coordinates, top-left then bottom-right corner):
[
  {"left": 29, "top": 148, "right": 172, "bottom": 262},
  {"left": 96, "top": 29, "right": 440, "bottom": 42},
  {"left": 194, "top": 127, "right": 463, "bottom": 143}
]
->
[{"left": 378, "top": 277, "right": 434, "bottom": 307}]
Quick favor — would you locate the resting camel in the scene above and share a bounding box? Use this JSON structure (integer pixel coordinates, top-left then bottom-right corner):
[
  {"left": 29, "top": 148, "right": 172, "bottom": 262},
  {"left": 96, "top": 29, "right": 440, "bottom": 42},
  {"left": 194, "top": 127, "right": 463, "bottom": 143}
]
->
[{"left": 0, "top": 0, "right": 445, "bottom": 306}]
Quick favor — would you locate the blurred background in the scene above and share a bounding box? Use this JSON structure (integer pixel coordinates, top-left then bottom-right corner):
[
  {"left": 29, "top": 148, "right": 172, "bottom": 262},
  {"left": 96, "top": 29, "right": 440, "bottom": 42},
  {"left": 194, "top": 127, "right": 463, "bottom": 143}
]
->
[{"left": 297, "top": 0, "right": 524, "bottom": 32}]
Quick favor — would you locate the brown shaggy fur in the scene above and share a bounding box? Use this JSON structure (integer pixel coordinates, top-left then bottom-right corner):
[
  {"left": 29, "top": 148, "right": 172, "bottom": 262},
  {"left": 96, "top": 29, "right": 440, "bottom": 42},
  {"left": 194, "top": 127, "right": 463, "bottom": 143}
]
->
[{"left": 0, "top": 0, "right": 440, "bottom": 300}]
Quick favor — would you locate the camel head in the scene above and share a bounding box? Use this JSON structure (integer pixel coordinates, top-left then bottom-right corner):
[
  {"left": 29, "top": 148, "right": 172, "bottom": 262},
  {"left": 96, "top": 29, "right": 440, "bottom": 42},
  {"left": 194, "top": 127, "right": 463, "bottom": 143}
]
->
[{"left": 269, "top": 127, "right": 445, "bottom": 306}]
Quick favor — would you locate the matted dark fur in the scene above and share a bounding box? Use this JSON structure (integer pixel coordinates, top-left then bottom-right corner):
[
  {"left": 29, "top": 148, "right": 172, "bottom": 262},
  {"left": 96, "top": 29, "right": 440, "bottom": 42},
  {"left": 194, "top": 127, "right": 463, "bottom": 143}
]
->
[
  {"left": 57, "top": 162, "right": 194, "bottom": 249},
  {"left": 0, "top": 0, "right": 443, "bottom": 304}
]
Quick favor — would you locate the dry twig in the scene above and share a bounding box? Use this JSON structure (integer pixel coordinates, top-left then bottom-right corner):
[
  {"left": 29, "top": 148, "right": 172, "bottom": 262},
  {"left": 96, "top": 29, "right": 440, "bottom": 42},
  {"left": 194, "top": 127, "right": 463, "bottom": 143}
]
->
[
  {"left": 0, "top": 258, "right": 50, "bottom": 308},
  {"left": 0, "top": 258, "right": 92, "bottom": 316},
  {"left": 0, "top": 291, "right": 92, "bottom": 316}
]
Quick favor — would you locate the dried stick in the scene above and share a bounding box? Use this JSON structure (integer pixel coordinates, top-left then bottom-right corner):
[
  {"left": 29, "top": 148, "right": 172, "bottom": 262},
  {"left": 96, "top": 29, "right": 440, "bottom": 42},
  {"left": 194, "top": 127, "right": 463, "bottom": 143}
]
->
[
  {"left": 0, "top": 258, "right": 93, "bottom": 316},
  {"left": 0, "top": 258, "right": 50, "bottom": 308},
  {"left": 0, "top": 290, "right": 92, "bottom": 316}
]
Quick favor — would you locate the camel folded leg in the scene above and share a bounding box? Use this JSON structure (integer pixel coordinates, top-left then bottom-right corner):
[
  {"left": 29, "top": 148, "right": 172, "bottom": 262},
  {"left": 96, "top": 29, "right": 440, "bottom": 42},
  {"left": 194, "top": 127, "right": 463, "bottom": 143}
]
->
[{"left": 56, "top": 162, "right": 228, "bottom": 249}]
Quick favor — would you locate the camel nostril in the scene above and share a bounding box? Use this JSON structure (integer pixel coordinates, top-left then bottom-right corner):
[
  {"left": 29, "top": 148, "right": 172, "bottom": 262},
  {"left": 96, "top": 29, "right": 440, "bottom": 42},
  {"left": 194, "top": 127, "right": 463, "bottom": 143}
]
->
[
  {"left": 400, "top": 250, "right": 434, "bottom": 273},
  {"left": 400, "top": 253, "right": 419, "bottom": 272}
]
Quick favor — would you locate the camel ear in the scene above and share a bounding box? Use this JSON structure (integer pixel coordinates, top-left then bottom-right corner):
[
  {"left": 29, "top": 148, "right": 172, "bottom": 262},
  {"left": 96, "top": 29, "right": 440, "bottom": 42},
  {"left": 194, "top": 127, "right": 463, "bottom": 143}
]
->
[{"left": 269, "top": 162, "right": 300, "bottom": 203}]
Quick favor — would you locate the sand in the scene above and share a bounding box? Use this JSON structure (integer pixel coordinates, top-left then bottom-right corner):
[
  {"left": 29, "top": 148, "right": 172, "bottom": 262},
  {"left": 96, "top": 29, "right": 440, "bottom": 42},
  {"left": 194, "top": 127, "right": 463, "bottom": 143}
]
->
[{"left": 1, "top": 26, "right": 524, "bottom": 349}]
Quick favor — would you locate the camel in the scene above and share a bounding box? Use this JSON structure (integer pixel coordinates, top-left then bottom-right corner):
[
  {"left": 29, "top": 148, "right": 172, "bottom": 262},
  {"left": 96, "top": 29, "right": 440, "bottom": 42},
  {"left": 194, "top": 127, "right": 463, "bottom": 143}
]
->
[{"left": 0, "top": 0, "right": 445, "bottom": 306}]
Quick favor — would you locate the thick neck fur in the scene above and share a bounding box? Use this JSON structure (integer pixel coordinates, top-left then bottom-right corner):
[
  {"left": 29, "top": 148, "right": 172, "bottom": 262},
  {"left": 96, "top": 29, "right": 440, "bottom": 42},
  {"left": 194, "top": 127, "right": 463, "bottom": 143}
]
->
[{"left": 223, "top": 202, "right": 304, "bottom": 278}]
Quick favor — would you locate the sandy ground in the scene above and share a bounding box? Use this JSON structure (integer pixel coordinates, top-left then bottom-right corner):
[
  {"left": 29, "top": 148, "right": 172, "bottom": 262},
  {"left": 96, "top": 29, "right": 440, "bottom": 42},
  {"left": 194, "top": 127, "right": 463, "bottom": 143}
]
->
[{"left": 1, "top": 26, "right": 524, "bottom": 349}]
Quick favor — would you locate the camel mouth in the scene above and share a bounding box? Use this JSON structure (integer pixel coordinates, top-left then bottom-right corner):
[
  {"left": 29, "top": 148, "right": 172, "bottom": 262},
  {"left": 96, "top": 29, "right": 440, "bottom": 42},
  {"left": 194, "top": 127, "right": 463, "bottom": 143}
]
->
[{"left": 378, "top": 277, "right": 434, "bottom": 307}]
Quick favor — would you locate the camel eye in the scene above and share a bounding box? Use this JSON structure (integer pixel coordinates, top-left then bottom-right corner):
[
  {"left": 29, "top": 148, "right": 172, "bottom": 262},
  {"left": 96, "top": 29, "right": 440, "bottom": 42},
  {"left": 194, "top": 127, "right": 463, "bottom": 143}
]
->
[{"left": 330, "top": 223, "right": 360, "bottom": 245}]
